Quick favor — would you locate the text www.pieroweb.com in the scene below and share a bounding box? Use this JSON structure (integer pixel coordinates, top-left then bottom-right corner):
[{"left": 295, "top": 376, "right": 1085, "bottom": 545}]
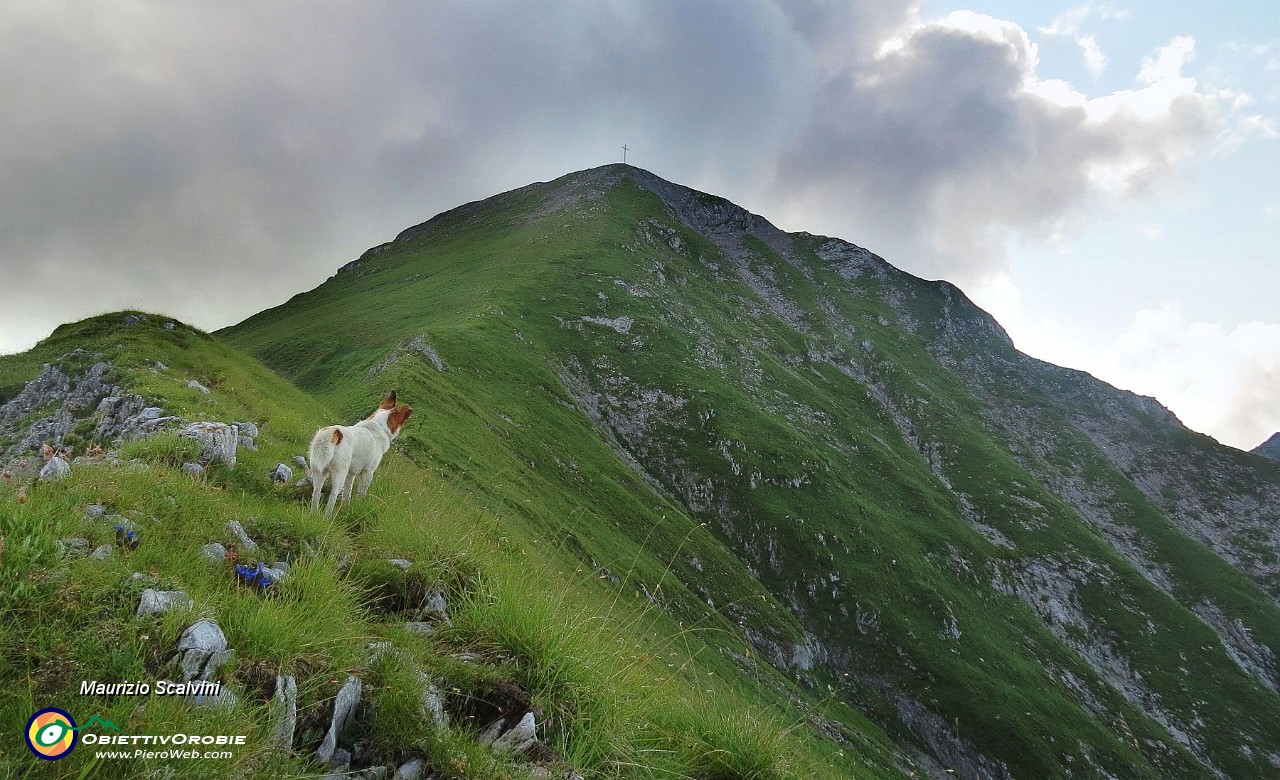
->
[{"left": 83, "top": 732, "right": 244, "bottom": 760}]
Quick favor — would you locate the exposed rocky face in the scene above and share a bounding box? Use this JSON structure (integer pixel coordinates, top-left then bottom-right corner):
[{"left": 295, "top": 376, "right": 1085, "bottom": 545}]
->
[{"left": 533, "top": 166, "right": 1280, "bottom": 778}]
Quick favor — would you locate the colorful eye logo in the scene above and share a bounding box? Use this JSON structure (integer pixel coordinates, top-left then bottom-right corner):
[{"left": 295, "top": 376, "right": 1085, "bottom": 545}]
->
[{"left": 25, "top": 708, "right": 77, "bottom": 760}]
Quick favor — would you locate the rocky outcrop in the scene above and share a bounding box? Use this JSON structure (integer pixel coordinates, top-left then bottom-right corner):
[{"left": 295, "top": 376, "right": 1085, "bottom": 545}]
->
[
  {"left": 0, "top": 352, "right": 188, "bottom": 463},
  {"left": 367, "top": 334, "right": 445, "bottom": 378},
  {"left": 181, "top": 422, "right": 239, "bottom": 467}
]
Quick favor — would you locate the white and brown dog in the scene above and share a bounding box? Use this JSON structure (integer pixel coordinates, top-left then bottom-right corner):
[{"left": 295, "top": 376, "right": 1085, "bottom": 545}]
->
[{"left": 308, "top": 391, "right": 412, "bottom": 514}]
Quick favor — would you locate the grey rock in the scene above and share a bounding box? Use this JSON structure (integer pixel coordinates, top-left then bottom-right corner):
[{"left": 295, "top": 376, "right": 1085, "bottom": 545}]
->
[
  {"left": 388, "top": 558, "right": 412, "bottom": 571},
  {"left": 392, "top": 757, "right": 426, "bottom": 780},
  {"left": 182, "top": 462, "right": 205, "bottom": 478},
  {"left": 200, "top": 542, "right": 228, "bottom": 561},
  {"left": 581, "top": 315, "right": 635, "bottom": 334},
  {"left": 64, "top": 362, "right": 113, "bottom": 414},
  {"left": 419, "top": 590, "right": 449, "bottom": 623},
  {"left": 122, "top": 314, "right": 144, "bottom": 326},
  {"left": 271, "top": 675, "right": 298, "bottom": 749},
  {"left": 154, "top": 361, "right": 168, "bottom": 371},
  {"left": 176, "top": 618, "right": 228, "bottom": 670},
  {"left": 235, "top": 421, "right": 259, "bottom": 438},
  {"left": 162, "top": 321, "right": 176, "bottom": 331},
  {"left": 39, "top": 457, "right": 70, "bottom": 481},
  {"left": 187, "top": 379, "right": 210, "bottom": 394},
  {"left": 90, "top": 544, "right": 114, "bottom": 560},
  {"left": 94, "top": 393, "right": 152, "bottom": 442},
  {"left": 420, "top": 674, "right": 447, "bottom": 730},
  {"left": 272, "top": 561, "right": 290, "bottom": 574},
  {"left": 269, "top": 463, "right": 293, "bottom": 483},
  {"left": 257, "top": 563, "right": 288, "bottom": 584},
  {"left": 137, "top": 589, "right": 193, "bottom": 617},
  {"left": 329, "top": 748, "right": 352, "bottom": 770},
  {"left": 362, "top": 767, "right": 391, "bottom": 780},
  {"left": 315, "top": 675, "right": 362, "bottom": 765},
  {"left": 59, "top": 537, "right": 90, "bottom": 551},
  {"left": 226, "top": 520, "right": 257, "bottom": 551},
  {"left": 0, "top": 364, "right": 71, "bottom": 436},
  {"left": 129, "top": 572, "right": 156, "bottom": 584},
  {"left": 84, "top": 504, "right": 107, "bottom": 519},
  {"left": 137, "top": 407, "right": 165, "bottom": 422},
  {"left": 408, "top": 335, "right": 445, "bottom": 372},
  {"left": 405, "top": 622, "right": 436, "bottom": 635},
  {"left": 190, "top": 688, "right": 238, "bottom": 711},
  {"left": 238, "top": 435, "right": 257, "bottom": 452},
  {"left": 366, "top": 641, "right": 393, "bottom": 661},
  {"left": 180, "top": 421, "right": 238, "bottom": 466},
  {"left": 479, "top": 711, "right": 538, "bottom": 754},
  {"left": 292, "top": 454, "right": 309, "bottom": 470}
]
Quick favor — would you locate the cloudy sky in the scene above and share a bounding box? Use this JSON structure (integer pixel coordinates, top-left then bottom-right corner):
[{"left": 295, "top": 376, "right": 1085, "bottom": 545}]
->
[{"left": 1, "top": 1, "right": 1276, "bottom": 450}]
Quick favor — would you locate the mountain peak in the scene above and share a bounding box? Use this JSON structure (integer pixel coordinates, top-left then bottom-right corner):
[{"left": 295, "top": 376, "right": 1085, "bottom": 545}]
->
[
  {"left": 214, "top": 162, "right": 1280, "bottom": 778},
  {"left": 1253, "top": 431, "right": 1280, "bottom": 460}
]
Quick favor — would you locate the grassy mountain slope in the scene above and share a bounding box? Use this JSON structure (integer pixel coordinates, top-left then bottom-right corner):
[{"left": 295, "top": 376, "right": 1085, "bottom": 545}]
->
[
  {"left": 0, "top": 313, "right": 898, "bottom": 778},
  {"left": 223, "top": 164, "right": 1280, "bottom": 779}
]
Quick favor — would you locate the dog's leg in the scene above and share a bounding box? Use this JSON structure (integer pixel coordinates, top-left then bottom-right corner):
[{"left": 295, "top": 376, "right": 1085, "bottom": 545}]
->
[
  {"left": 310, "top": 472, "right": 326, "bottom": 513},
  {"left": 357, "top": 470, "right": 374, "bottom": 497},
  {"left": 325, "top": 468, "right": 345, "bottom": 515},
  {"left": 342, "top": 471, "right": 358, "bottom": 504}
]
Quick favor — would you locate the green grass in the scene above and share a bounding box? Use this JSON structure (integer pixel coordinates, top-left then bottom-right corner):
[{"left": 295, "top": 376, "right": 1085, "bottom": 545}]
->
[{"left": 0, "top": 312, "right": 875, "bottom": 779}]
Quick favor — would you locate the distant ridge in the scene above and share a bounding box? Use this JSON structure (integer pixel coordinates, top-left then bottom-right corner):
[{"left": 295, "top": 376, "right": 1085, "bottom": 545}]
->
[{"left": 1253, "top": 432, "right": 1280, "bottom": 461}]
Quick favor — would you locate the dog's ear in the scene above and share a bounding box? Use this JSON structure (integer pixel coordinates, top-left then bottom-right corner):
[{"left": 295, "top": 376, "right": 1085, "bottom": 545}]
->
[
  {"left": 379, "top": 391, "right": 397, "bottom": 410},
  {"left": 388, "top": 405, "right": 413, "bottom": 434}
]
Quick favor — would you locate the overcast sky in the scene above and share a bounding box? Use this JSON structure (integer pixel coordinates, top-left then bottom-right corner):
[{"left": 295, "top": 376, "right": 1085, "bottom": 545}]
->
[{"left": 1, "top": 1, "right": 1275, "bottom": 450}]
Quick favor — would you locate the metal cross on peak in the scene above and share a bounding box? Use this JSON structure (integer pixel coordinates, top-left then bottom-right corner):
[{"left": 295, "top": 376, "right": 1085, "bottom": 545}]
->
[{"left": 622, "top": 144, "right": 629, "bottom": 165}]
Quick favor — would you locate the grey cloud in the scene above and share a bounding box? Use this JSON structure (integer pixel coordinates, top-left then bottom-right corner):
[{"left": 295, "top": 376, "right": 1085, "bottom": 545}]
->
[
  {"left": 0, "top": 1, "right": 1232, "bottom": 354},
  {"left": 0, "top": 1, "right": 814, "bottom": 352},
  {"left": 770, "top": 15, "right": 1221, "bottom": 286}
]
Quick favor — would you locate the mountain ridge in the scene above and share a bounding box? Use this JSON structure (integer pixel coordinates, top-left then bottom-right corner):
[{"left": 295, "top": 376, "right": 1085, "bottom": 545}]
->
[{"left": 218, "top": 164, "right": 1280, "bottom": 778}]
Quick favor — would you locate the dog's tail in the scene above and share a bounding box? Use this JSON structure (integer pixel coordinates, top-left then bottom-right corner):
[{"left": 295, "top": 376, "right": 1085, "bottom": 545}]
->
[{"left": 308, "top": 426, "right": 344, "bottom": 476}]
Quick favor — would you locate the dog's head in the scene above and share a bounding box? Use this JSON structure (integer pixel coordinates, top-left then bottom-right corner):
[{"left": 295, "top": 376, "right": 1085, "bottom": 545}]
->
[{"left": 371, "top": 390, "right": 413, "bottom": 438}]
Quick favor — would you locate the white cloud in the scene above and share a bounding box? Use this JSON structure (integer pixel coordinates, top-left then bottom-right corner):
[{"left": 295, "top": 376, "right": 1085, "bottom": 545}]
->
[
  {"left": 1038, "top": 4, "right": 1127, "bottom": 77},
  {"left": 1039, "top": 3, "right": 1130, "bottom": 37},
  {"left": 1079, "top": 34, "right": 1107, "bottom": 78},
  {"left": 1138, "top": 36, "right": 1197, "bottom": 84},
  {"left": 775, "top": 22, "right": 1223, "bottom": 288},
  {"left": 1214, "top": 112, "right": 1278, "bottom": 155},
  {"left": 1106, "top": 305, "right": 1280, "bottom": 449},
  {"left": 1039, "top": 6, "right": 1091, "bottom": 37}
]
